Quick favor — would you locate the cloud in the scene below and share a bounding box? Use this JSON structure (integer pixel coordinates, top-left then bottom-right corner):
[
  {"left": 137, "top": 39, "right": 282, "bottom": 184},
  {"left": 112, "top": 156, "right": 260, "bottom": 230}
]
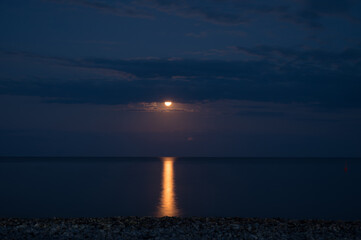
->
[
  {"left": 234, "top": 45, "right": 361, "bottom": 63},
  {"left": 142, "top": 0, "right": 359, "bottom": 28},
  {"left": 136, "top": 0, "right": 249, "bottom": 25},
  {"left": 283, "top": 0, "right": 359, "bottom": 28},
  {"left": 45, "top": 0, "right": 359, "bottom": 28},
  {"left": 301, "top": 0, "right": 356, "bottom": 15},
  {"left": 1, "top": 50, "right": 138, "bottom": 81},
  {"left": 116, "top": 101, "right": 199, "bottom": 112},
  {"left": 48, "top": 0, "right": 152, "bottom": 18},
  {"left": 187, "top": 45, "right": 361, "bottom": 71},
  {"left": 1, "top": 47, "right": 361, "bottom": 108}
]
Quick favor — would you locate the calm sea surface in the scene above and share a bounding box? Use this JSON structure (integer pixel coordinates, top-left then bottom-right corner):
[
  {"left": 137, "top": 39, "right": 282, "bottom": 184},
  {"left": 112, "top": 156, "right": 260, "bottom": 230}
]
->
[{"left": 0, "top": 157, "right": 360, "bottom": 220}]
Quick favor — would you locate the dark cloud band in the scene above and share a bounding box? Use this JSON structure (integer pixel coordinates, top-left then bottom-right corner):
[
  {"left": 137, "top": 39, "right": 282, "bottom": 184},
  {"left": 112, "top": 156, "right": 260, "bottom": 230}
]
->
[{"left": 1, "top": 47, "right": 361, "bottom": 108}]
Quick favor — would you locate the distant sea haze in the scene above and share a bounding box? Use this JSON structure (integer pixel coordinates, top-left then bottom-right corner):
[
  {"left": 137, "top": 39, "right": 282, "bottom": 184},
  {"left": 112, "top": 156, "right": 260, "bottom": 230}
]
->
[{"left": 0, "top": 157, "right": 359, "bottom": 220}]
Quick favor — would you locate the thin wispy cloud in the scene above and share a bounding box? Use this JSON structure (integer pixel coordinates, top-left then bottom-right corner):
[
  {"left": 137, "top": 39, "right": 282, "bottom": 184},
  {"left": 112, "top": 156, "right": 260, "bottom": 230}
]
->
[
  {"left": 45, "top": 0, "right": 361, "bottom": 27},
  {"left": 48, "top": 0, "right": 152, "bottom": 18}
]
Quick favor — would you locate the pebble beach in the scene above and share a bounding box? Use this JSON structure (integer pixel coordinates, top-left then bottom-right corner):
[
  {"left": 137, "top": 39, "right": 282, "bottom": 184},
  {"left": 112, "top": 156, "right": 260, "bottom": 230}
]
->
[{"left": 1, "top": 217, "right": 360, "bottom": 240}]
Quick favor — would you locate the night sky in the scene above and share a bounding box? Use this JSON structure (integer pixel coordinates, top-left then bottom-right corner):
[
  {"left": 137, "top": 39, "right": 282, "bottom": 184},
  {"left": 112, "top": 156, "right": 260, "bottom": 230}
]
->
[{"left": 1, "top": 0, "right": 361, "bottom": 157}]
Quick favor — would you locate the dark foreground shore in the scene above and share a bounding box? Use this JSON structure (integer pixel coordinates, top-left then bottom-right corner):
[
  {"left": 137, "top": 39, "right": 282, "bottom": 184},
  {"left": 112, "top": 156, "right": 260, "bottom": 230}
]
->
[{"left": 1, "top": 217, "right": 360, "bottom": 240}]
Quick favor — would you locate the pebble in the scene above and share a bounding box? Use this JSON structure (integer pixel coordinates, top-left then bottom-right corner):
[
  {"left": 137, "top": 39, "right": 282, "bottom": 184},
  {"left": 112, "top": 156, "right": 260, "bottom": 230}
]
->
[{"left": 0, "top": 217, "right": 360, "bottom": 240}]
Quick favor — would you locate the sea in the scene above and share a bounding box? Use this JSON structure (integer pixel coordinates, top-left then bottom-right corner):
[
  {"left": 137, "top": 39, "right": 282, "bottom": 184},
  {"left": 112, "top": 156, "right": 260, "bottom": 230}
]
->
[{"left": 0, "top": 157, "right": 360, "bottom": 220}]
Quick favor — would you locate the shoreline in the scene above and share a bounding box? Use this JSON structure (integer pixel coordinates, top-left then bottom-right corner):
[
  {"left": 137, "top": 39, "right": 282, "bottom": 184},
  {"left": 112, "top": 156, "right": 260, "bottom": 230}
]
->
[{"left": 1, "top": 217, "right": 360, "bottom": 239}]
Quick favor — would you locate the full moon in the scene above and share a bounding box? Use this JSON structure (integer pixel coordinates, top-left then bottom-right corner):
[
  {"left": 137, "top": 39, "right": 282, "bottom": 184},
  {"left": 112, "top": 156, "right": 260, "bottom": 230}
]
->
[{"left": 164, "top": 101, "right": 172, "bottom": 107}]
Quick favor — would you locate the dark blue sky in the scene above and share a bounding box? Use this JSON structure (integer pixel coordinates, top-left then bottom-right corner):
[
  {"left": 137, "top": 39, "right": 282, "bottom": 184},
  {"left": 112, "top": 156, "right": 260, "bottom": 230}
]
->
[{"left": 1, "top": 0, "right": 361, "bottom": 157}]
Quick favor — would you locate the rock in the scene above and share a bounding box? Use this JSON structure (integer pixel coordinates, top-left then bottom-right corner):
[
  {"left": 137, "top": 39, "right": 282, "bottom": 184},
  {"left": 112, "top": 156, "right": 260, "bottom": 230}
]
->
[{"left": 230, "top": 224, "right": 240, "bottom": 230}]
